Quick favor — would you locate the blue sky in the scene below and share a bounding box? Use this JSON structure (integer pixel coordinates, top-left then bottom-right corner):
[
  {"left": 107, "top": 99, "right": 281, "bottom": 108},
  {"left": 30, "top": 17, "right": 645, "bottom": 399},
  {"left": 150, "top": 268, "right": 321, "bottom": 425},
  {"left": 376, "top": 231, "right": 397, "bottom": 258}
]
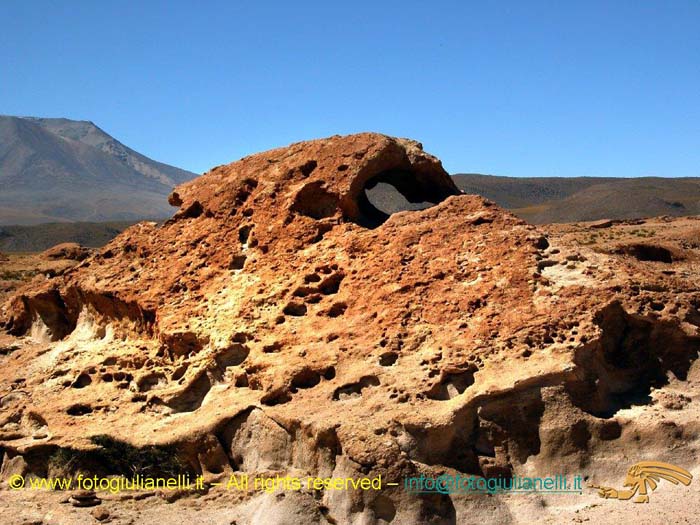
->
[{"left": 1, "top": 1, "right": 698, "bottom": 177}]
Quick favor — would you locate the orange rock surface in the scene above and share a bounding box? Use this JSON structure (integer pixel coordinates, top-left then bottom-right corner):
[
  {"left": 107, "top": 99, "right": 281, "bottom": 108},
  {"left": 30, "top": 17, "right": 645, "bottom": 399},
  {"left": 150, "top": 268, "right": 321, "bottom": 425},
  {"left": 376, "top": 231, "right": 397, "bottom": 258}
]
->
[{"left": 1, "top": 133, "right": 700, "bottom": 524}]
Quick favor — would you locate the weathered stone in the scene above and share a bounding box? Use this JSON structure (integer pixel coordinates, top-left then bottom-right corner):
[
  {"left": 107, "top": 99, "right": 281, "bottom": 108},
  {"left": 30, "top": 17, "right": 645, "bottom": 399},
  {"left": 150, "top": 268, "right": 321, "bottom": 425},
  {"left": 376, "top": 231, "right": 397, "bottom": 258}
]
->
[
  {"left": 41, "top": 243, "right": 92, "bottom": 261},
  {"left": 1, "top": 133, "right": 699, "bottom": 523}
]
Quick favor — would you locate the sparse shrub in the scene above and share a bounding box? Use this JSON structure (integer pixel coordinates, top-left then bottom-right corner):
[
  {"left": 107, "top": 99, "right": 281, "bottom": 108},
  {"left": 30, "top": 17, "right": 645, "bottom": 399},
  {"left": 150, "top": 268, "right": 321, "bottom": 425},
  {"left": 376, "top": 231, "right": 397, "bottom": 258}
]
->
[{"left": 47, "top": 435, "right": 191, "bottom": 479}]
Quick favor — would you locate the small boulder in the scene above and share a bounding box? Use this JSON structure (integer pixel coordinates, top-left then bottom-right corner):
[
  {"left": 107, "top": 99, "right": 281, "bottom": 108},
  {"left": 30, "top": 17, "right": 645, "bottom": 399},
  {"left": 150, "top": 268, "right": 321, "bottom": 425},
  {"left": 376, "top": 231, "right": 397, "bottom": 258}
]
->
[
  {"left": 589, "top": 219, "right": 613, "bottom": 229},
  {"left": 90, "top": 508, "right": 110, "bottom": 521},
  {"left": 69, "top": 490, "right": 101, "bottom": 507},
  {"left": 41, "top": 243, "right": 91, "bottom": 261}
]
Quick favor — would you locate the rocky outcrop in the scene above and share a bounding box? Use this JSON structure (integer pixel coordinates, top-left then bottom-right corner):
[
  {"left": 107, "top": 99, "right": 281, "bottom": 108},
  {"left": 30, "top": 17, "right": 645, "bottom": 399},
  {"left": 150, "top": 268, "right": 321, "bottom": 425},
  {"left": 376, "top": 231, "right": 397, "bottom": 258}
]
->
[
  {"left": 1, "top": 133, "right": 700, "bottom": 524},
  {"left": 41, "top": 242, "right": 92, "bottom": 261}
]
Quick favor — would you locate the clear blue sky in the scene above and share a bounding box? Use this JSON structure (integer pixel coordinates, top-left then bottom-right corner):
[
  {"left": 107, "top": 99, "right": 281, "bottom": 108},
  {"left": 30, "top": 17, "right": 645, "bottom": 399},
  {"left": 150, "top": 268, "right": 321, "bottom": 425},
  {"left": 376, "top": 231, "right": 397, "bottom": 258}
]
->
[{"left": 1, "top": 1, "right": 698, "bottom": 177}]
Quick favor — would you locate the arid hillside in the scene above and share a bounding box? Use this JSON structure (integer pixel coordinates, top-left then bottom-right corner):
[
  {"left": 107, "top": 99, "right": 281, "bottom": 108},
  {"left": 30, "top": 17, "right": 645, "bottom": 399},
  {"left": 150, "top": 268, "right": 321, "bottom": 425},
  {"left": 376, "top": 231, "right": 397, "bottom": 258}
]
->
[
  {"left": 369, "top": 174, "right": 700, "bottom": 224},
  {"left": 0, "top": 116, "right": 195, "bottom": 225}
]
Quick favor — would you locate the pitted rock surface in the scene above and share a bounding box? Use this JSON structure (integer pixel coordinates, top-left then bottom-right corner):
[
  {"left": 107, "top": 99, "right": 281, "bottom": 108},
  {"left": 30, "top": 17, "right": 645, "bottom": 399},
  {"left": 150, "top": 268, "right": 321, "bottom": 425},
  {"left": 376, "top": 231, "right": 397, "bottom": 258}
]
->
[{"left": 2, "top": 133, "right": 700, "bottom": 524}]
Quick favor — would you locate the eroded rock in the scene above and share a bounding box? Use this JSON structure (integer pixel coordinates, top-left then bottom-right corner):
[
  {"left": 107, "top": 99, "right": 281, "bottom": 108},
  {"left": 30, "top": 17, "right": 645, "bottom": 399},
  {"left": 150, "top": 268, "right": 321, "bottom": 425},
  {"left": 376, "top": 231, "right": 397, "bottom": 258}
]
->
[{"left": 1, "top": 133, "right": 699, "bottom": 524}]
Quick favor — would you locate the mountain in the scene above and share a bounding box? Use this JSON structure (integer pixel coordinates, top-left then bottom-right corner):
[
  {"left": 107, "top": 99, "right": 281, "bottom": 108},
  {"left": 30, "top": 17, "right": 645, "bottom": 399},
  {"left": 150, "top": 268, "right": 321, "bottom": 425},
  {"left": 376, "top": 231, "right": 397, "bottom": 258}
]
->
[
  {"left": 2, "top": 117, "right": 699, "bottom": 228},
  {"left": 367, "top": 173, "right": 700, "bottom": 224},
  {"left": 452, "top": 174, "right": 700, "bottom": 223},
  {"left": 450, "top": 174, "right": 618, "bottom": 209},
  {"left": 0, "top": 116, "right": 196, "bottom": 225}
]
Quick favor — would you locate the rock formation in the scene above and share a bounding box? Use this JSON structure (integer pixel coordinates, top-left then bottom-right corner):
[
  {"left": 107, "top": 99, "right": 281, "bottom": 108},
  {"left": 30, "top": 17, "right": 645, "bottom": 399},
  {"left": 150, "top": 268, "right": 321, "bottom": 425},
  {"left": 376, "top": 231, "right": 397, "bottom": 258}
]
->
[
  {"left": 41, "top": 242, "right": 92, "bottom": 261},
  {"left": 1, "top": 133, "right": 699, "bottom": 524}
]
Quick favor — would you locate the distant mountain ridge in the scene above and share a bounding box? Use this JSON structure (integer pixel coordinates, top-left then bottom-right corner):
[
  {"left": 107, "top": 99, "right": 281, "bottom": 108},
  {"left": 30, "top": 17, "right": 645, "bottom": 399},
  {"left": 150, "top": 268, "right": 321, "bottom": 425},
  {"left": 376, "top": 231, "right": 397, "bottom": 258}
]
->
[
  {"left": 2, "top": 118, "right": 699, "bottom": 228},
  {"left": 451, "top": 174, "right": 700, "bottom": 223},
  {"left": 367, "top": 173, "right": 700, "bottom": 224},
  {"left": 0, "top": 116, "right": 196, "bottom": 225}
]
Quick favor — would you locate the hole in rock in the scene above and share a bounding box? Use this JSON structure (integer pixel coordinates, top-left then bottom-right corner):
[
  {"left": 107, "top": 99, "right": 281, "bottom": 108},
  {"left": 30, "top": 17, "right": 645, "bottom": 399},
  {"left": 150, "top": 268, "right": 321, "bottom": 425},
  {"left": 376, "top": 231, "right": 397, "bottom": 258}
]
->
[
  {"left": 570, "top": 420, "right": 591, "bottom": 450},
  {"left": 67, "top": 404, "right": 93, "bottom": 416},
  {"left": 567, "top": 301, "right": 700, "bottom": 418},
  {"left": 534, "top": 236, "right": 550, "bottom": 250},
  {"left": 18, "top": 289, "right": 76, "bottom": 340},
  {"left": 326, "top": 302, "right": 347, "bottom": 318},
  {"left": 161, "top": 332, "right": 206, "bottom": 358},
  {"left": 229, "top": 255, "right": 247, "bottom": 270},
  {"left": 291, "top": 181, "right": 339, "bottom": 219},
  {"left": 171, "top": 364, "right": 188, "bottom": 381},
  {"left": 475, "top": 389, "right": 546, "bottom": 467},
  {"left": 206, "top": 463, "right": 224, "bottom": 475},
  {"left": 164, "top": 373, "right": 212, "bottom": 413},
  {"left": 616, "top": 243, "right": 673, "bottom": 263},
  {"left": 231, "top": 332, "right": 251, "bottom": 343},
  {"left": 300, "top": 160, "right": 317, "bottom": 177},
  {"left": 238, "top": 225, "right": 253, "bottom": 245},
  {"left": 425, "top": 367, "right": 476, "bottom": 400},
  {"left": 333, "top": 376, "right": 380, "bottom": 400},
  {"left": 292, "top": 286, "right": 314, "bottom": 298},
  {"left": 113, "top": 372, "right": 133, "bottom": 382},
  {"left": 379, "top": 352, "right": 398, "bottom": 366},
  {"left": 537, "top": 260, "right": 558, "bottom": 272},
  {"left": 180, "top": 201, "right": 203, "bottom": 219},
  {"left": 72, "top": 373, "right": 92, "bottom": 389},
  {"left": 137, "top": 372, "right": 167, "bottom": 392},
  {"left": 283, "top": 302, "right": 307, "bottom": 317},
  {"left": 686, "top": 308, "right": 700, "bottom": 327},
  {"left": 319, "top": 273, "right": 344, "bottom": 295},
  {"left": 261, "top": 389, "right": 292, "bottom": 406},
  {"left": 598, "top": 420, "right": 622, "bottom": 441},
  {"left": 356, "top": 168, "right": 459, "bottom": 228},
  {"left": 364, "top": 182, "right": 432, "bottom": 221},
  {"left": 291, "top": 368, "right": 322, "bottom": 390}
]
